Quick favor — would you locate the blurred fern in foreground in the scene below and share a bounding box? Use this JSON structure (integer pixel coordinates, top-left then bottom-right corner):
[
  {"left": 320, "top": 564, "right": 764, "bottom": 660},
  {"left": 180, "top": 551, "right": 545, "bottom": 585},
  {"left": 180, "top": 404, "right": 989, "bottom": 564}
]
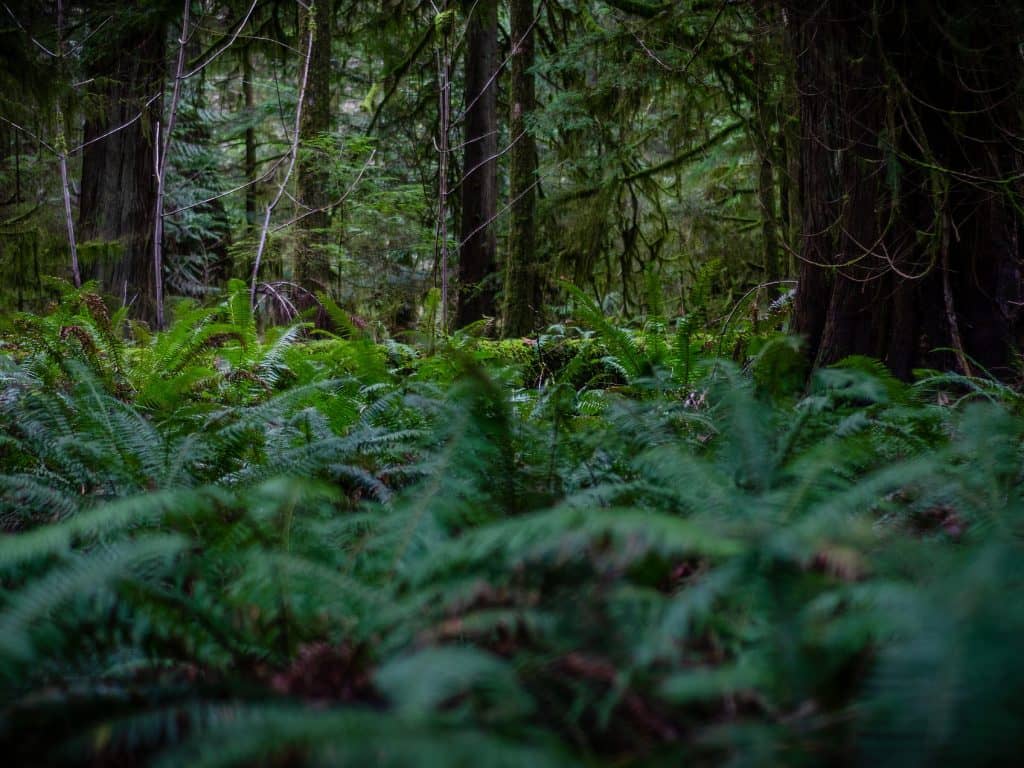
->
[{"left": 0, "top": 286, "right": 1022, "bottom": 766}]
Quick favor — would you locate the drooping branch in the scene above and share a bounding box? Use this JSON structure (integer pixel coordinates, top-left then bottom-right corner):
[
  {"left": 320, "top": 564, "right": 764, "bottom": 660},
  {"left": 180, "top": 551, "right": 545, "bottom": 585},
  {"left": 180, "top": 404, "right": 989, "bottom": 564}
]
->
[{"left": 555, "top": 120, "right": 743, "bottom": 203}]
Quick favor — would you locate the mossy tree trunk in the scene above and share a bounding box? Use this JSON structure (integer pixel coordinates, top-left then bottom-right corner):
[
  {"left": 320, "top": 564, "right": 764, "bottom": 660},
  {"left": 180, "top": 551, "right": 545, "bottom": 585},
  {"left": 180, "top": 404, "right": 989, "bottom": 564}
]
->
[
  {"left": 79, "top": 6, "right": 166, "bottom": 323},
  {"left": 294, "top": 0, "right": 333, "bottom": 320},
  {"left": 455, "top": 0, "right": 499, "bottom": 328},
  {"left": 243, "top": 43, "right": 258, "bottom": 235},
  {"left": 787, "top": 0, "right": 1024, "bottom": 379},
  {"left": 751, "top": 4, "right": 782, "bottom": 289},
  {"left": 502, "top": 0, "right": 541, "bottom": 337}
]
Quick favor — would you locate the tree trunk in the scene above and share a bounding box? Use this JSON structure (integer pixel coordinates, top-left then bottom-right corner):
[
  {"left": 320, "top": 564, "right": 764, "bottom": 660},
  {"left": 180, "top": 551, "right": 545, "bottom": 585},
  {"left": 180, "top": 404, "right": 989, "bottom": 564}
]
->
[
  {"left": 243, "top": 43, "right": 257, "bottom": 236},
  {"left": 79, "top": 9, "right": 166, "bottom": 323},
  {"left": 756, "top": 155, "right": 780, "bottom": 284},
  {"left": 786, "top": 0, "right": 1024, "bottom": 379},
  {"left": 777, "top": 10, "right": 801, "bottom": 277},
  {"left": 455, "top": 0, "right": 499, "bottom": 328},
  {"left": 502, "top": 0, "right": 541, "bottom": 337},
  {"left": 751, "top": 4, "right": 781, "bottom": 288},
  {"left": 294, "top": 0, "right": 333, "bottom": 317}
]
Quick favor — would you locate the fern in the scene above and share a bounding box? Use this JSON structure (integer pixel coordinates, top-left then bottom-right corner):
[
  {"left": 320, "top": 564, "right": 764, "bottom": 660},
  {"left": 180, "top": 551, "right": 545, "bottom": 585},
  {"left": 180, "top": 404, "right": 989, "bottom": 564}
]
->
[{"left": 2, "top": 296, "right": 1024, "bottom": 766}]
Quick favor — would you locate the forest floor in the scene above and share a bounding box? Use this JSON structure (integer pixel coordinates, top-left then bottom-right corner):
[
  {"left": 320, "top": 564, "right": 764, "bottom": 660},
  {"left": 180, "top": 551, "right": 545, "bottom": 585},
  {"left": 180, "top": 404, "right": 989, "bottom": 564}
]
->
[{"left": 0, "top": 283, "right": 1021, "bottom": 766}]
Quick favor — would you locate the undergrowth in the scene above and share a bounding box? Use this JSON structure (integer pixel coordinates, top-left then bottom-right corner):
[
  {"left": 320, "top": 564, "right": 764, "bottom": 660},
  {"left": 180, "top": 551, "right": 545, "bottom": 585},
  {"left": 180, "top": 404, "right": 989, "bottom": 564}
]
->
[{"left": 0, "top": 282, "right": 1022, "bottom": 767}]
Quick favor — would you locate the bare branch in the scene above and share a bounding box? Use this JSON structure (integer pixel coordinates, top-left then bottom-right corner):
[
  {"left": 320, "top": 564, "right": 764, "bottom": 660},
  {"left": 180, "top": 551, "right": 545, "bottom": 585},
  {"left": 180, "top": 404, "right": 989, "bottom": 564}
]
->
[
  {"left": 617, "top": 0, "right": 727, "bottom": 77},
  {"left": 449, "top": 128, "right": 499, "bottom": 152},
  {"left": 250, "top": 18, "right": 316, "bottom": 309},
  {"left": 272, "top": 149, "right": 377, "bottom": 232},
  {"left": 450, "top": 129, "right": 525, "bottom": 194},
  {"left": 182, "top": 0, "right": 259, "bottom": 79},
  {"left": 2, "top": 2, "right": 57, "bottom": 57},
  {"left": 67, "top": 15, "right": 111, "bottom": 56},
  {"left": 0, "top": 115, "right": 57, "bottom": 155},
  {"left": 68, "top": 93, "right": 162, "bottom": 156},
  {"left": 458, "top": 160, "right": 570, "bottom": 250},
  {"left": 164, "top": 155, "right": 287, "bottom": 216}
]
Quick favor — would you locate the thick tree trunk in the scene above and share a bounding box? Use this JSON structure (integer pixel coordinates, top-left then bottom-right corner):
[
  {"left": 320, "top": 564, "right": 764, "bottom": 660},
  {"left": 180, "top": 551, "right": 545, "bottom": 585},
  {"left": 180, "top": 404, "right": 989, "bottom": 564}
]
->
[
  {"left": 455, "top": 0, "right": 499, "bottom": 328},
  {"left": 787, "top": 0, "right": 1024, "bottom": 379},
  {"left": 294, "top": 0, "right": 333, "bottom": 317},
  {"left": 502, "top": 0, "right": 541, "bottom": 337},
  {"left": 79, "top": 9, "right": 166, "bottom": 323}
]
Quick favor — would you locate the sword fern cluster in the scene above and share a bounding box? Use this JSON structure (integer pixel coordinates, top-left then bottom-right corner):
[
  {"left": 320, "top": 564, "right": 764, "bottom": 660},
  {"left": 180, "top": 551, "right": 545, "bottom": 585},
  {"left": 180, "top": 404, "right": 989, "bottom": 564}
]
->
[{"left": 1, "top": 283, "right": 1022, "bottom": 766}]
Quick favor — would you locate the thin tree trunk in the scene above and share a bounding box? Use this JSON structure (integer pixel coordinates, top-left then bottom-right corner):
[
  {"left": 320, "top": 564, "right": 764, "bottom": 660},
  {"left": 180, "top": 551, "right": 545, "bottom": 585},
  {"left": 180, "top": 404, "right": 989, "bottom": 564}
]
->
[
  {"left": 455, "top": 0, "right": 499, "bottom": 328},
  {"left": 58, "top": 150, "right": 79, "bottom": 288},
  {"left": 294, "top": 0, "right": 333, "bottom": 317},
  {"left": 756, "top": 155, "right": 779, "bottom": 284},
  {"left": 152, "top": 0, "right": 191, "bottom": 330},
  {"left": 55, "top": 1, "right": 79, "bottom": 288},
  {"left": 503, "top": 0, "right": 540, "bottom": 337},
  {"left": 751, "top": 4, "right": 780, "bottom": 289},
  {"left": 243, "top": 44, "right": 258, "bottom": 235},
  {"left": 778, "top": 10, "right": 801, "bottom": 276}
]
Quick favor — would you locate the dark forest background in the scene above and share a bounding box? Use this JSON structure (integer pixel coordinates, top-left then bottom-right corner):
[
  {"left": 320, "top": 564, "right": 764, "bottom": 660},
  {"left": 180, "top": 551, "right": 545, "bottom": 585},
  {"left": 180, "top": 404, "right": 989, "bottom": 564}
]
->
[{"left": 1, "top": 0, "right": 1018, "bottom": 375}]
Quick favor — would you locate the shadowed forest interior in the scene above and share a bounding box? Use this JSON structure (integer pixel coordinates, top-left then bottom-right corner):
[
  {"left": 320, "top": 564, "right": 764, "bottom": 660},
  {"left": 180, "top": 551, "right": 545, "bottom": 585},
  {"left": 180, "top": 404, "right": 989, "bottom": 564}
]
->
[{"left": 0, "top": 1, "right": 1023, "bottom": 765}]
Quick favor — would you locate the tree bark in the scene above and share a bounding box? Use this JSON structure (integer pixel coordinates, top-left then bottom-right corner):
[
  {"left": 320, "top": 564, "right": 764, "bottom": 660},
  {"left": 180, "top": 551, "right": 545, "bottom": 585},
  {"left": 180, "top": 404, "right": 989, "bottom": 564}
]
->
[
  {"left": 294, "top": 0, "right": 333, "bottom": 317},
  {"left": 751, "top": 4, "right": 781, "bottom": 288},
  {"left": 786, "top": 0, "right": 1024, "bottom": 379},
  {"left": 79, "top": 7, "right": 166, "bottom": 323},
  {"left": 777, "top": 8, "right": 801, "bottom": 277},
  {"left": 455, "top": 0, "right": 499, "bottom": 328},
  {"left": 503, "top": 0, "right": 541, "bottom": 337},
  {"left": 756, "top": 153, "right": 780, "bottom": 284},
  {"left": 243, "top": 43, "right": 257, "bottom": 235}
]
